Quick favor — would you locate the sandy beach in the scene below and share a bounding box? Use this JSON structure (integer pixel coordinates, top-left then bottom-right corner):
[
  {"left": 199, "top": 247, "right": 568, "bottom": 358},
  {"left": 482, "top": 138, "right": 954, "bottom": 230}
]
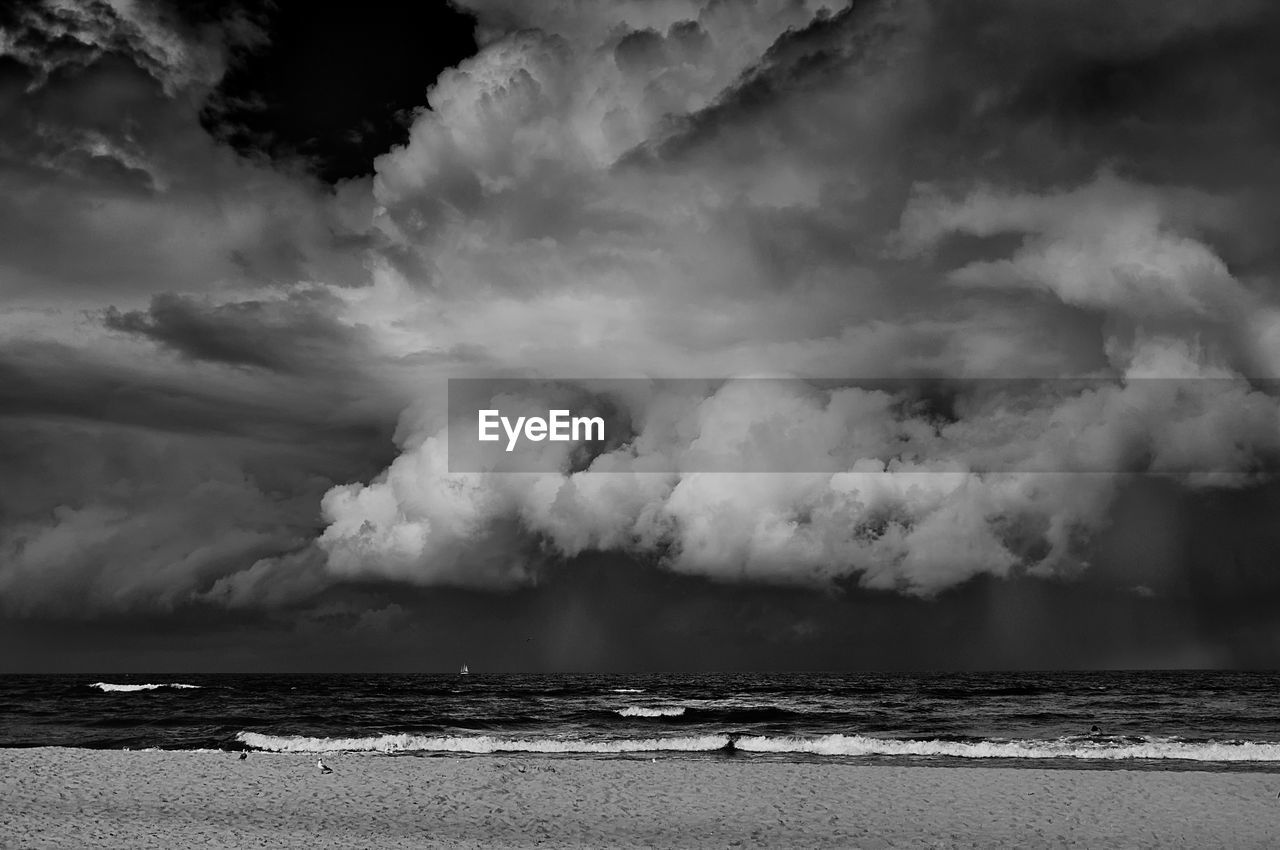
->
[{"left": 1, "top": 749, "right": 1276, "bottom": 848}]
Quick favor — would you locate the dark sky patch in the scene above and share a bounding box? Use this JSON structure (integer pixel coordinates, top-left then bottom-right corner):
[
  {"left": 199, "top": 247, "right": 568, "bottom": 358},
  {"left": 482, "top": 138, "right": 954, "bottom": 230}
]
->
[
  {"left": 2, "top": 553, "right": 1266, "bottom": 673},
  {"left": 197, "top": 0, "right": 477, "bottom": 182}
]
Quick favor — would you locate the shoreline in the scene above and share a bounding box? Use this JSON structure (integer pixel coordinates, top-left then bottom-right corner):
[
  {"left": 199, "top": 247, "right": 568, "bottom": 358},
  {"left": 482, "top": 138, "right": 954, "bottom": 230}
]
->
[
  {"left": 11, "top": 744, "right": 1280, "bottom": 774},
  {"left": 5, "top": 748, "right": 1278, "bottom": 848}
]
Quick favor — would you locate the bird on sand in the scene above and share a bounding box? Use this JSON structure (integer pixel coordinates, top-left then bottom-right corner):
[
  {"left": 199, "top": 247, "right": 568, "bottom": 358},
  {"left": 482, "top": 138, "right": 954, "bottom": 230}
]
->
[{"left": 317, "top": 758, "right": 333, "bottom": 774}]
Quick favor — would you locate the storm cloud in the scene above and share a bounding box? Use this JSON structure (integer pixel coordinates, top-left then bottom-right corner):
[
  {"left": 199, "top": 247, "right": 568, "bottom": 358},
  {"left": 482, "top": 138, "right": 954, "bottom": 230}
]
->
[
  {"left": 5, "top": 0, "right": 1280, "bottom": 669},
  {"left": 313, "top": 0, "right": 1280, "bottom": 600}
]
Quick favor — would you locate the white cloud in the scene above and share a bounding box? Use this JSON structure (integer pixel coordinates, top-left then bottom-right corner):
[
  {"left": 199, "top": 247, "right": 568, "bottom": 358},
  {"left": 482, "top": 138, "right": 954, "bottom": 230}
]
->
[
  {"left": 306, "top": 1, "right": 1280, "bottom": 598},
  {"left": 898, "top": 174, "right": 1244, "bottom": 318}
]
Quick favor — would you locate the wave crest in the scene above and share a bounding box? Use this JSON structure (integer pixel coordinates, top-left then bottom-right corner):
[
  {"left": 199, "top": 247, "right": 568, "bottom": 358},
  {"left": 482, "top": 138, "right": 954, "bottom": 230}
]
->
[
  {"left": 616, "top": 706, "right": 686, "bottom": 718},
  {"left": 236, "top": 730, "right": 1280, "bottom": 761},
  {"left": 735, "top": 734, "right": 1280, "bottom": 761},
  {"left": 90, "top": 682, "right": 201, "bottom": 692},
  {"left": 237, "top": 731, "right": 728, "bottom": 754}
]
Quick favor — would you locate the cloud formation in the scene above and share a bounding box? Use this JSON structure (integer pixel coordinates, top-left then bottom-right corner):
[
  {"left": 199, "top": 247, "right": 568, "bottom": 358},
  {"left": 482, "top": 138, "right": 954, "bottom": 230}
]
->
[
  {"left": 307, "top": 0, "right": 1280, "bottom": 599},
  {"left": 8, "top": 0, "right": 1280, "bottom": 623}
]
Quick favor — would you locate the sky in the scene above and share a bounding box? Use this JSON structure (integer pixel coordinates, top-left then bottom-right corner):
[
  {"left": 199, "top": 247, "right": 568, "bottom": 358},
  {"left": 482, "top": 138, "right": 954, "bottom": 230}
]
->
[{"left": 4, "top": 0, "right": 1280, "bottom": 672}]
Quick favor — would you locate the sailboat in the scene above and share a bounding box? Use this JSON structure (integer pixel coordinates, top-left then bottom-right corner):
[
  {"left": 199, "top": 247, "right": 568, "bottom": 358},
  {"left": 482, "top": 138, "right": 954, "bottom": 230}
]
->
[{"left": 459, "top": 663, "right": 470, "bottom": 676}]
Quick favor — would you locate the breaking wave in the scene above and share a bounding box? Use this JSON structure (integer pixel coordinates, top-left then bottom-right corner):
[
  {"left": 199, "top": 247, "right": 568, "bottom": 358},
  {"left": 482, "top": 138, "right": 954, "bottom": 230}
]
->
[
  {"left": 610, "top": 688, "right": 645, "bottom": 694},
  {"left": 734, "top": 734, "right": 1280, "bottom": 761},
  {"left": 237, "top": 732, "right": 726, "bottom": 754},
  {"left": 603, "top": 699, "right": 809, "bottom": 723},
  {"left": 236, "top": 731, "right": 1280, "bottom": 761},
  {"left": 616, "top": 706, "right": 686, "bottom": 718},
  {"left": 90, "top": 683, "right": 202, "bottom": 692}
]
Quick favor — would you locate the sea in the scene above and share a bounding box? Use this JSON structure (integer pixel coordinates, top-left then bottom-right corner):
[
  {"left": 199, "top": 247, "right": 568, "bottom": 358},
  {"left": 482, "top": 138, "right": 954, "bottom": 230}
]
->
[{"left": 3, "top": 671, "right": 1280, "bottom": 771}]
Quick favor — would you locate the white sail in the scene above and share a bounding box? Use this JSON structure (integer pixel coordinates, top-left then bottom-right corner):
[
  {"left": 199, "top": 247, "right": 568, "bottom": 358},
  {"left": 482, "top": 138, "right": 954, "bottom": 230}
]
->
[{"left": 459, "top": 663, "right": 469, "bottom": 675}]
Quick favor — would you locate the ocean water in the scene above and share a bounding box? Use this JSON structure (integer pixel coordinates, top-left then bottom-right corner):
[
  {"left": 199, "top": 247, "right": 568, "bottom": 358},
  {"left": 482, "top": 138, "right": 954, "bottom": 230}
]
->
[{"left": 3, "top": 671, "right": 1280, "bottom": 771}]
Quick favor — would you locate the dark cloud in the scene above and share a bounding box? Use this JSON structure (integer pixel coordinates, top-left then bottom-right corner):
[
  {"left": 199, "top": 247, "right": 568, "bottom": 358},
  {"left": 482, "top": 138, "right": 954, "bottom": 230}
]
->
[
  {"left": 11, "top": 550, "right": 1280, "bottom": 672},
  {"left": 102, "top": 290, "right": 365, "bottom": 375},
  {"left": 0, "top": 316, "right": 398, "bottom": 619},
  {"left": 643, "top": 0, "right": 1280, "bottom": 207},
  {"left": 0, "top": 399, "right": 398, "bottom": 619},
  {"left": 0, "top": 0, "right": 246, "bottom": 93},
  {"left": 0, "top": 340, "right": 394, "bottom": 445},
  {"left": 0, "top": 1, "right": 374, "bottom": 300},
  {"left": 8, "top": 0, "right": 1280, "bottom": 670}
]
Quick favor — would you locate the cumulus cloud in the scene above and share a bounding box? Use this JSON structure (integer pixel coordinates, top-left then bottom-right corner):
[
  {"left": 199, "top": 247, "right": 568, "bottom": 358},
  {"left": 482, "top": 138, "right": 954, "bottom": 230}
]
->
[
  {"left": 898, "top": 174, "right": 1240, "bottom": 317},
  {"left": 318, "top": 361, "right": 1280, "bottom": 597},
  {"left": 0, "top": 0, "right": 243, "bottom": 94},
  {"left": 9, "top": 0, "right": 1280, "bottom": 618},
  {"left": 303, "top": 0, "right": 1280, "bottom": 599}
]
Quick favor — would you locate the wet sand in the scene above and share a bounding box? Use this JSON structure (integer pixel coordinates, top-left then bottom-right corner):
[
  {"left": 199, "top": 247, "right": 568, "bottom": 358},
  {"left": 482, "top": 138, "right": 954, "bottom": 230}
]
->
[{"left": 3, "top": 748, "right": 1277, "bottom": 848}]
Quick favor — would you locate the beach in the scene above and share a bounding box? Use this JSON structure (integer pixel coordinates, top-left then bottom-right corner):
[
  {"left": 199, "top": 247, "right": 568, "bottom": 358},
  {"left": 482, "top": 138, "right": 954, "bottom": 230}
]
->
[{"left": 3, "top": 749, "right": 1277, "bottom": 848}]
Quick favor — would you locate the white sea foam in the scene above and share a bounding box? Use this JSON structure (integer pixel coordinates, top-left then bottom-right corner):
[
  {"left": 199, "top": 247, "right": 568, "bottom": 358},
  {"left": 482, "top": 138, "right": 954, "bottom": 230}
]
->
[
  {"left": 237, "top": 732, "right": 729, "bottom": 754},
  {"left": 610, "top": 688, "right": 645, "bottom": 694},
  {"left": 670, "top": 698, "right": 794, "bottom": 711},
  {"left": 90, "top": 682, "right": 201, "bottom": 692},
  {"left": 734, "top": 734, "right": 1280, "bottom": 762},
  {"left": 616, "top": 706, "right": 686, "bottom": 718},
  {"left": 236, "top": 730, "right": 1280, "bottom": 761}
]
